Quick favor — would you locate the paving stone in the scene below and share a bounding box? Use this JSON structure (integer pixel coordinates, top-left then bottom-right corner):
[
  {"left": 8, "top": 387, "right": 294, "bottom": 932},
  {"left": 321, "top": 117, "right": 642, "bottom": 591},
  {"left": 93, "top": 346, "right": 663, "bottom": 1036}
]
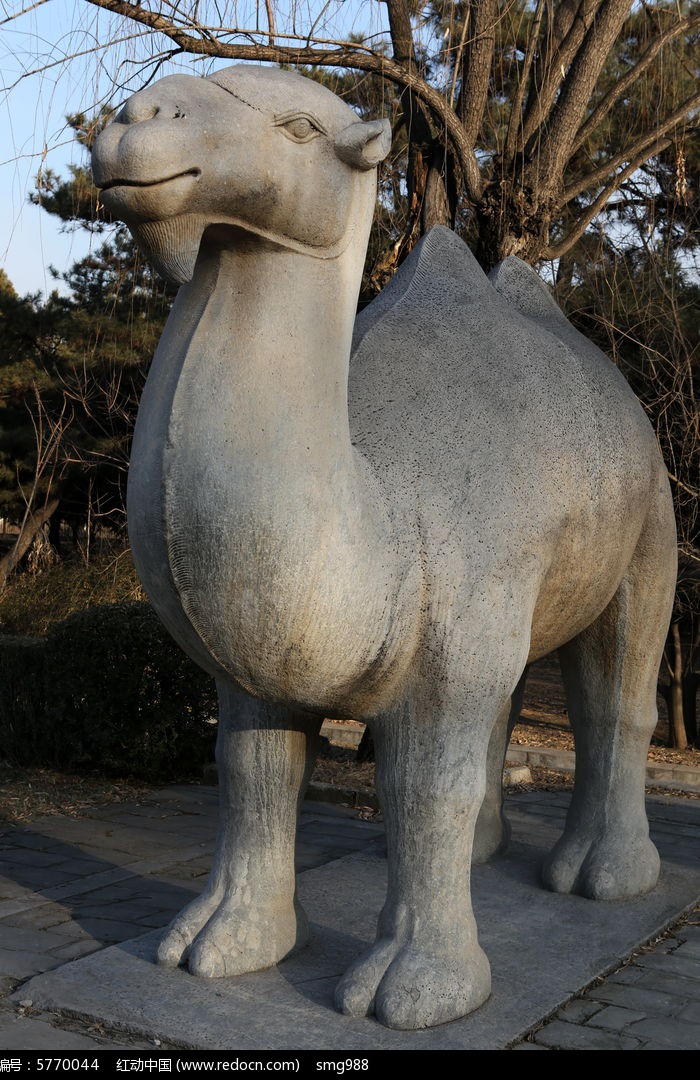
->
[
  {"left": 0, "top": 832, "right": 67, "bottom": 851},
  {"left": 585, "top": 1005, "right": 647, "bottom": 1030},
  {"left": 1, "top": 867, "right": 77, "bottom": 889},
  {"left": 55, "top": 859, "right": 112, "bottom": 878},
  {"left": 637, "top": 952, "right": 700, "bottom": 981},
  {"left": 555, "top": 999, "right": 603, "bottom": 1023},
  {"left": 0, "top": 948, "right": 56, "bottom": 979},
  {"left": 677, "top": 1001, "right": 700, "bottom": 1024},
  {"left": 0, "top": 924, "right": 75, "bottom": 952},
  {"left": 675, "top": 938, "right": 700, "bottom": 960},
  {"left": 0, "top": 850, "right": 67, "bottom": 868},
  {"left": 533, "top": 1020, "right": 640, "bottom": 1050},
  {"left": 627, "top": 1016, "right": 700, "bottom": 1050},
  {"left": 591, "top": 982, "right": 690, "bottom": 1014},
  {"left": 613, "top": 966, "right": 700, "bottom": 1000},
  {"left": 1, "top": 905, "right": 73, "bottom": 930}
]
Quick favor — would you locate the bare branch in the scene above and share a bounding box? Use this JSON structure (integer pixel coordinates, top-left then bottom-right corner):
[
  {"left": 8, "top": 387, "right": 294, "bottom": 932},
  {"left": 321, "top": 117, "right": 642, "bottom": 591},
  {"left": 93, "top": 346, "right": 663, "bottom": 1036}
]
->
[
  {"left": 0, "top": 0, "right": 52, "bottom": 25},
  {"left": 668, "top": 473, "right": 700, "bottom": 500},
  {"left": 503, "top": 0, "right": 545, "bottom": 162},
  {"left": 82, "top": 0, "right": 484, "bottom": 200}
]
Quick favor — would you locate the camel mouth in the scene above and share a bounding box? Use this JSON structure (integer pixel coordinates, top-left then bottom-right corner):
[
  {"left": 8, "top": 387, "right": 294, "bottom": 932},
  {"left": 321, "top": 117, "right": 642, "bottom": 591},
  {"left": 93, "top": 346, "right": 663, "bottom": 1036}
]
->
[{"left": 98, "top": 168, "right": 201, "bottom": 193}]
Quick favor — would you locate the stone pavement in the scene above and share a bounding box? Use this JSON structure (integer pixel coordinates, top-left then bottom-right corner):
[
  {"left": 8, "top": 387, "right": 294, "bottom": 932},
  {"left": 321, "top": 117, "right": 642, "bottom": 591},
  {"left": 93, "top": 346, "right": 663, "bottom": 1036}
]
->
[{"left": 0, "top": 786, "right": 697, "bottom": 1051}]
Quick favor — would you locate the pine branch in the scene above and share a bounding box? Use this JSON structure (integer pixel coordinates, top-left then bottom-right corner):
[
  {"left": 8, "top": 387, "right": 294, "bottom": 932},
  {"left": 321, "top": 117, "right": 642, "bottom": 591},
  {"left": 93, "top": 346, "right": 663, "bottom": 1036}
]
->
[
  {"left": 520, "top": 0, "right": 602, "bottom": 148},
  {"left": 526, "top": 0, "right": 633, "bottom": 192},
  {"left": 572, "top": 12, "right": 699, "bottom": 153},
  {"left": 456, "top": 0, "right": 498, "bottom": 148},
  {"left": 545, "top": 134, "right": 672, "bottom": 259},
  {"left": 560, "top": 91, "right": 700, "bottom": 205}
]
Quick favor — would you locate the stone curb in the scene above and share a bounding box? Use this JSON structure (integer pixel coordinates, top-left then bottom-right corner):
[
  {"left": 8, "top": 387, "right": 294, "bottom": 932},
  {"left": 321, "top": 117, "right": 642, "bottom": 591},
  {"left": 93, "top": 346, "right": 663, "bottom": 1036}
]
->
[
  {"left": 506, "top": 747, "right": 700, "bottom": 792},
  {"left": 321, "top": 721, "right": 700, "bottom": 795}
]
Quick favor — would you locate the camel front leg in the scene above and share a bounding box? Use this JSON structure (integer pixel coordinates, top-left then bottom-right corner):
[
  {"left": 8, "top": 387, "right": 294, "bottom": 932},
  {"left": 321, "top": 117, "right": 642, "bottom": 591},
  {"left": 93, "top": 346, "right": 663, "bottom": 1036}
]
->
[
  {"left": 157, "top": 680, "right": 322, "bottom": 976},
  {"left": 335, "top": 695, "right": 503, "bottom": 1030}
]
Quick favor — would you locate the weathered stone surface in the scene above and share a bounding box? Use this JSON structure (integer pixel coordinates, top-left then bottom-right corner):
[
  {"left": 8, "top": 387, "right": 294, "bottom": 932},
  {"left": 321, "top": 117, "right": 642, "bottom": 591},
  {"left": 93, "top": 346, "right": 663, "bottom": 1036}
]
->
[{"left": 91, "top": 66, "right": 677, "bottom": 1031}]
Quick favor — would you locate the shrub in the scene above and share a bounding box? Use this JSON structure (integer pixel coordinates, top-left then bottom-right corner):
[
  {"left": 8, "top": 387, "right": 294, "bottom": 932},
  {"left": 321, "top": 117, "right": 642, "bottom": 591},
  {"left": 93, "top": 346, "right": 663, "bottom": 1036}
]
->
[
  {"left": 0, "top": 602, "right": 217, "bottom": 779},
  {"left": 0, "top": 635, "right": 47, "bottom": 767}
]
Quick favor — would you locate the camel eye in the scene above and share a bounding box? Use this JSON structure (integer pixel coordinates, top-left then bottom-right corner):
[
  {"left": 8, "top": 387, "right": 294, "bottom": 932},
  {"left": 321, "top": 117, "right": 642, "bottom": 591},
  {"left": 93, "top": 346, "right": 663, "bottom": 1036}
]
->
[{"left": 276, "top": 113, "right": 325, "bottom": 143}]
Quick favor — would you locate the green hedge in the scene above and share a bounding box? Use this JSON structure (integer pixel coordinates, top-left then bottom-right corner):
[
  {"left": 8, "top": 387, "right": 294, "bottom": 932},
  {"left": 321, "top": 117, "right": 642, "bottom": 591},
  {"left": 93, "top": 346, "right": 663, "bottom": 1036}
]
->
[{"left": 0, "top": 602, "right": 217, "bottom": 779}]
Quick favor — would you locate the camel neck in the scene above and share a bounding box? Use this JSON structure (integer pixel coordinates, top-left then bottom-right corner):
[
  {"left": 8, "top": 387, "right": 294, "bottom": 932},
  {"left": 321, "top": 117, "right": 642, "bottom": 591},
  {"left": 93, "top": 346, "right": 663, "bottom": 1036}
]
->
[{"left": 178, "top": 234, "right": 362, "bottom": 471}]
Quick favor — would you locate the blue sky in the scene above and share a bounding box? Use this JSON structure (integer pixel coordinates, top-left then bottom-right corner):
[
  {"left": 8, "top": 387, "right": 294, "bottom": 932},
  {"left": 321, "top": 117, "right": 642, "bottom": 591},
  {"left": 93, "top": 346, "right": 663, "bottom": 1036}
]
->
[{"left": 0, "top": 0, "right": 218, "bottom": 295}]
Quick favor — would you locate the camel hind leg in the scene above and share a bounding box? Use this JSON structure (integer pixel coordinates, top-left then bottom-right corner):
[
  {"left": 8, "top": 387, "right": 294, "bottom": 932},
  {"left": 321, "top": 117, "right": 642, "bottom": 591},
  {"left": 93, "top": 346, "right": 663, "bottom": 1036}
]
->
[
  {"left": 542, "top": 484, "right": 676, "bottom": 900},
  {"left": 472, "top": 670, "right": 527, "bottom": 863}
]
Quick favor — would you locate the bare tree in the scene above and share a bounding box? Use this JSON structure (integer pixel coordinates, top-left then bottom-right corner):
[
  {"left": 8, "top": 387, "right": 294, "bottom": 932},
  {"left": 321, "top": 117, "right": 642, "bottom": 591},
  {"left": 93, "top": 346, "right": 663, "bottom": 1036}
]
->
[
  {"left": 0, "top": 385, "right": 67, "bottom": 591},
  {"left": 3, "top": 1, "right": 697, "bottom": 268}
]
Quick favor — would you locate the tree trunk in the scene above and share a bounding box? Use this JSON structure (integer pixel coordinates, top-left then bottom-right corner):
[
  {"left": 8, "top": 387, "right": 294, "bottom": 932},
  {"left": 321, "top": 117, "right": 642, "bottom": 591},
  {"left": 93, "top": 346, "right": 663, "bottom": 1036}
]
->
[
  {"left": 0, "top": 498, "right": 60, "bottom": 592},
  {"left": 422, "top": 146, "right": 457, "bottom": 233},
  {"left": 683, "top": 670, "right": 699, "bottom": 748},
  {"left": 669, "top": 623, "right": 688, "bottom": 751},
  {"left": 475, "top": 176, "right": 556, "bottom": 269}
]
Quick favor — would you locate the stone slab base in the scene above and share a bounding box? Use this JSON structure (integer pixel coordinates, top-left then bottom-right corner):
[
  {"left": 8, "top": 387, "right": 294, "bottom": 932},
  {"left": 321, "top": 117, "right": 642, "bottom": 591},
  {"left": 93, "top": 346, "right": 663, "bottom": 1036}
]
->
[{"left": 17, "top": 797, "right": 699, "bottom": 1051}]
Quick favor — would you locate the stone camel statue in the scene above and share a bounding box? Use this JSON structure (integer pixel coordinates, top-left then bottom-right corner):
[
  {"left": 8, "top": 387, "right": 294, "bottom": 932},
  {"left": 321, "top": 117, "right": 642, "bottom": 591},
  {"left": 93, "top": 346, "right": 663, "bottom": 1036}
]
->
[{"left": 92, "top": 66, "right": 676, "bottom": 1031}]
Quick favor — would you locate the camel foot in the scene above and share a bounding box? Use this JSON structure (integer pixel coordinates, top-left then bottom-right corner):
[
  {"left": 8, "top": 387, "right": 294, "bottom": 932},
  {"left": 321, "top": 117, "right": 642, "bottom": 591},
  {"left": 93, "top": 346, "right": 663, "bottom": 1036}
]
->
[
  {"left": 157, "top": 893, "right": 221, "bottom": 967},
  {"left": 157, "top": 890, "right": 309, "bottom": 976},
  {"left": 335, "top": 939, "right": 491, "bottom": 1030},
  {"left": 543, "top": 830, "right": 660, "bottom": 900}
]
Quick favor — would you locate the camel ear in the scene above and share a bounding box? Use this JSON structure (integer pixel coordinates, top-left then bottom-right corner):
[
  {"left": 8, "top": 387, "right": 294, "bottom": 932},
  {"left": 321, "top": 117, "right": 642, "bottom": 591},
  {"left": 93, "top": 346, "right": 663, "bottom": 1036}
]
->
[{"left": 334, "top": 118, "right": 392, "bottom": 170}]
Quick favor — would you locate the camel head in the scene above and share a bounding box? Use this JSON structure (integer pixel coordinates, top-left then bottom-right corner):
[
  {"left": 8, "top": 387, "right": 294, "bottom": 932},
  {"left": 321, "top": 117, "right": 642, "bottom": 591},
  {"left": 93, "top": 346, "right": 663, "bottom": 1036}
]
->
[{"left": 92, "top": 66, "right": 392, "bottom": 284}]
